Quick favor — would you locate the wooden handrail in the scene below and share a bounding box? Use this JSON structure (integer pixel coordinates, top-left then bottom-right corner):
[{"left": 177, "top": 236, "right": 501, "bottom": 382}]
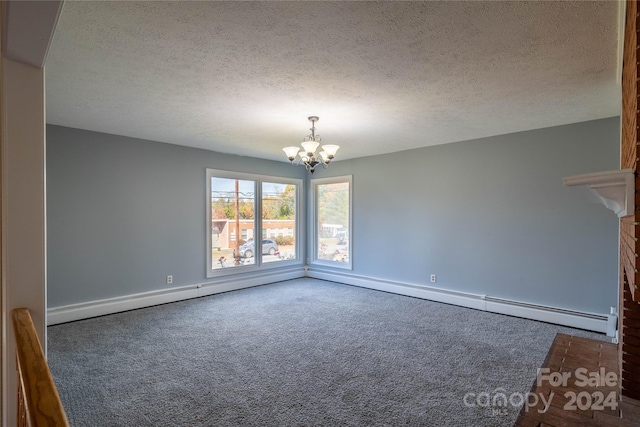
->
[{"left": 12, "top": 308, "right": 69, "bottom": 427}]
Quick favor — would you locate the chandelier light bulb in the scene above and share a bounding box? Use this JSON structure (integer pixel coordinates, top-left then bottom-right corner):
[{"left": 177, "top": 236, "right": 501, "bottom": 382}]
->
[
  {"left": 321, "top": 144, "right": 339, "bottom": 159},
  {"left": 283, "top": 146, "right": 300, "bottom": 161},
  {"left": 301, "top": 140, "right": 320, "bottom": 155}
]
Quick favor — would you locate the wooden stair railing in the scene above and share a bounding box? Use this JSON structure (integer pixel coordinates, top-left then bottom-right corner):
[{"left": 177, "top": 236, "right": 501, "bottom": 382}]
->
[{"left": 12, "top": 308, "right": 69, "bottom": 427}]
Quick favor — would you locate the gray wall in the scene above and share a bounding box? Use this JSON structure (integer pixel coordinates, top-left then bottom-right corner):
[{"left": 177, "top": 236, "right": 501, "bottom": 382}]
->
[
  {"left": 310, "top": 117, "right": 620, "bottom": 314},
  {"left": 46, "top": 125, "right": 306, "bottom": 307},
  {"left": 48, "top": 117, "right": 620, "bottom": 315}
]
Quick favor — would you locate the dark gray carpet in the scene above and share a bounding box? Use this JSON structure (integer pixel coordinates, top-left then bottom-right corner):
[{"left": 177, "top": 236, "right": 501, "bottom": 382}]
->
[{"left": 47, "top": 278, "right": 605, "bottom": 426}]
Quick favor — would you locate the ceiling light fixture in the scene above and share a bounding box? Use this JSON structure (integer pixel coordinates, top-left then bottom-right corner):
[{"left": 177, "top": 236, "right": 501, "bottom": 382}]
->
[{"left": 283, "top": 116, "right": 339, "bottom": 174}]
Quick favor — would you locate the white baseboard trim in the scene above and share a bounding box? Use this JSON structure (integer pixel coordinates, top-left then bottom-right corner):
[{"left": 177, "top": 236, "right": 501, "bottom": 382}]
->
[
  {"left": 307, "top": 269, "right": 609, "bottom": 333},
  {"left": 48, "top": 267, "right": 609, "bottom": 333},
  {"left": 47, "top": 267, "right": 305, "bottom": 325}
]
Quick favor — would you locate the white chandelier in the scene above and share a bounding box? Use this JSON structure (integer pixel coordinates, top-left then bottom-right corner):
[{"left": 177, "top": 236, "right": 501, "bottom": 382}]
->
[{"left": 283, "top": 116, "right": 339, "bottom": 174}]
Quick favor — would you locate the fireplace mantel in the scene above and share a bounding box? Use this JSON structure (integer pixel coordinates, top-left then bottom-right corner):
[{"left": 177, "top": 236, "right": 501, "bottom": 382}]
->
[{"left": 562, "top": 169, "right": 635, "bottom": 217}]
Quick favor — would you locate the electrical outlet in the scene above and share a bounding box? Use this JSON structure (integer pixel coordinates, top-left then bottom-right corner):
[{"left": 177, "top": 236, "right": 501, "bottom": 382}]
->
[
  {"left": 430, "top": 274, "right": 437, "bottom": 283},
  {"left": 166, "top": 275, "right": 173, "bottom": 284}
]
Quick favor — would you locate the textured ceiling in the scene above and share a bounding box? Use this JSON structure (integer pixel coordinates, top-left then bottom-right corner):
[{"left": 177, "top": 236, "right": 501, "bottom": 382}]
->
[{"left": 45, "top": 1, "right": 621, "bottom": 162}]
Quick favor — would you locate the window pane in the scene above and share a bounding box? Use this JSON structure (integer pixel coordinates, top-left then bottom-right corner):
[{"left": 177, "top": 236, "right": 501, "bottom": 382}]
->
[
  {"left": 262, "top": 182, "right": 297, "bottom": 263},
  {"left": 206, "top": 169, "right": 301, "bottom": 277},
  {"left": 210, "top": 177, "right": 255, "bottom": 269},
  {"left": 316, "top": 180, "right": 350, "bottom": 264}
]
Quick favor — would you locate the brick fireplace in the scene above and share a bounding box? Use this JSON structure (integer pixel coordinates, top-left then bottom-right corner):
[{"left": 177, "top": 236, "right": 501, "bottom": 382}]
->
[{"left": 620, "top": 0, "right": 640, "bottom": 401}]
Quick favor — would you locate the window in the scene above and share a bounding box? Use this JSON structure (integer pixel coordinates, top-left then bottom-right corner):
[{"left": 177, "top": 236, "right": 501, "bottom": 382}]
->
[
  {"left": 208, "top": 174, "right": 256, "bottom": 271},
  {"left": 312, "top": 175, "right": 352, "bottom": 269},
  {"left": 262, "top": 182, "right": 297, "bottom": 263},
  {"left": 206, "top": 169, "right": 301, "bottom": 277}
]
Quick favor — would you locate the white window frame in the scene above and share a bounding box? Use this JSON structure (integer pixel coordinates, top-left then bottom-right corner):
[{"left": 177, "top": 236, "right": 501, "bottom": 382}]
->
[
  {"left": 310, "top": 175, "right": 353, "bottom": 270},
  {"left": 206, "top": 169, "right": 302, "bottom": 278}
]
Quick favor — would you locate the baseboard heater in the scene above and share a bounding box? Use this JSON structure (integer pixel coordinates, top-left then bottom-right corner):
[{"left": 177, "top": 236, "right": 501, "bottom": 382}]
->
[
  {"left": 307, "top": 269, "right": 611, "bottom": 334},
  {"left": 48, "top": 267, "right": 306, "bottom": 325},
  {"left": 482, "top": 295, "right": 606, "bottom": 320},
  {"left": 484, "top": 297, "right": 616, "bottom": 340}
]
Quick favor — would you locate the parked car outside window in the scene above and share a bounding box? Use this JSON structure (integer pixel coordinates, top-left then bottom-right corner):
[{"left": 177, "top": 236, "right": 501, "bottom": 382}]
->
[
  {"left": 336, "top": 230, "right": 349, "bottom": 245},
  {"left": 239, "top": 239, "right": 279, "bottom": 258}
]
